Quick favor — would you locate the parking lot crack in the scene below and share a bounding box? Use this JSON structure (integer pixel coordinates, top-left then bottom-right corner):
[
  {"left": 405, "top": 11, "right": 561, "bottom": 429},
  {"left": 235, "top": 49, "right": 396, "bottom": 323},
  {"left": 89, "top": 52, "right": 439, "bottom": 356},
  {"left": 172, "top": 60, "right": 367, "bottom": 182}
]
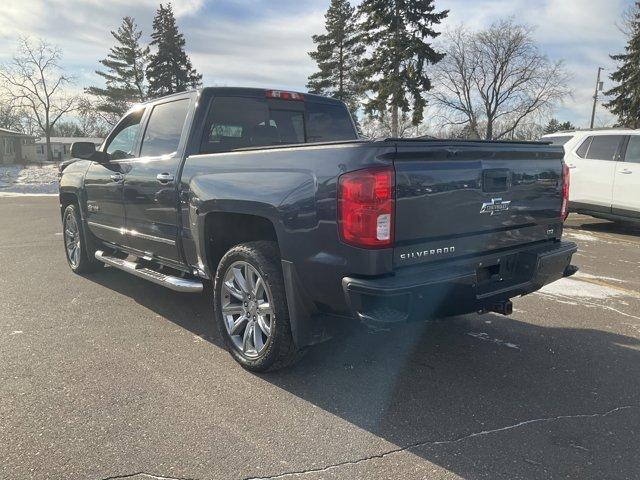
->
[
  {"left": 100, "top": 472, "right": 198, "bottom": 480},
  {"left": 246, "top": 405, "right": 637, "bottom": 479}
]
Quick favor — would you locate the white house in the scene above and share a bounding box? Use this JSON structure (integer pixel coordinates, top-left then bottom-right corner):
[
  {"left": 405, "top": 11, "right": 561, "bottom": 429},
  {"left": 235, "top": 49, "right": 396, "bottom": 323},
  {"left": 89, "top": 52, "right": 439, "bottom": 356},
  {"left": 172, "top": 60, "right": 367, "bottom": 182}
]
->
[
  {"left": 0, "top": 128, "right": 38, "bottom": 164},
  {"left": 35, "top": 137, "right": 104, "bottom": 162}
]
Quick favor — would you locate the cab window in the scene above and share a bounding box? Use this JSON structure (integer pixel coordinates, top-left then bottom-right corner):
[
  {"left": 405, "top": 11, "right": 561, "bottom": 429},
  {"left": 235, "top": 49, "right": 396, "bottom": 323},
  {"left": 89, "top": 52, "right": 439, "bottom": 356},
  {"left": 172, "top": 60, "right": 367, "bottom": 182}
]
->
[
  {"left": 104, "top": 110, "right": 144, "bottom": 161},
  {"left": 306, "top": 102, "right": 356, "bottom": 142},
  {"left": 140, "top": 99, "right": 190, "bottom": 157},
  {"left": 200, "top": 97, "right": 306, "bottom": 154}
]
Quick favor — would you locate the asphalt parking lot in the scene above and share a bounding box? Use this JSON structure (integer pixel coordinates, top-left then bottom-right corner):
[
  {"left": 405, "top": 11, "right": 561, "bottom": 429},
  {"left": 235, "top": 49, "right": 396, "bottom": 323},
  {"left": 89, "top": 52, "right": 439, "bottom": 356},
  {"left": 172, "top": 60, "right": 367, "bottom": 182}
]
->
[{"left": 1, "top": 196, "right": 639, "bottom": 480}]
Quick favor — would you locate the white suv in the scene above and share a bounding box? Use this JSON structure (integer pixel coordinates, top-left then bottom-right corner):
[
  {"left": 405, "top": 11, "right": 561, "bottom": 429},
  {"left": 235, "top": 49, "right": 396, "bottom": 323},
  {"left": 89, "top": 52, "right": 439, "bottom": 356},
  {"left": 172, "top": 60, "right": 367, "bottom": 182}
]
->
[{"left": 541, "top": 129, "right": 639, "bottom": 223}]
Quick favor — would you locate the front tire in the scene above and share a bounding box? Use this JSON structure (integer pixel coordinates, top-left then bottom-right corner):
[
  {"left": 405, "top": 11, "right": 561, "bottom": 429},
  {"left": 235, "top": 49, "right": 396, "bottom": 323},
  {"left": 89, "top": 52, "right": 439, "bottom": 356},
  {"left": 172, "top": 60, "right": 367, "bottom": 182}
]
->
[
  {"left": 214, "top": 241, "right": 302, "bottom": 372},
  {"left": 62, "top": 204, "right": 103, "bottom": 274}
]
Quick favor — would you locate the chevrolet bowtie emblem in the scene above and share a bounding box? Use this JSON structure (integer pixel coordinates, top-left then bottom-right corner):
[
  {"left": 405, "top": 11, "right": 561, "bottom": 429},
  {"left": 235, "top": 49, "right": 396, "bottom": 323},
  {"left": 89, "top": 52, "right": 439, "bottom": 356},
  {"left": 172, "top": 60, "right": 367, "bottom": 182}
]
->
[{"left": 480, "top": 198, "right": 511, "bottom": 215}]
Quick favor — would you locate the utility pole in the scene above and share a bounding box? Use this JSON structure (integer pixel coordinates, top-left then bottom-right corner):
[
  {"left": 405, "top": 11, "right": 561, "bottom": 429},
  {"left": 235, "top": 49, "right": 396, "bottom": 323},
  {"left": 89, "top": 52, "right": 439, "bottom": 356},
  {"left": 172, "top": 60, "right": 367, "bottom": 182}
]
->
[{"left": 590, "top": 67, "right": 604, "bottom": 129}]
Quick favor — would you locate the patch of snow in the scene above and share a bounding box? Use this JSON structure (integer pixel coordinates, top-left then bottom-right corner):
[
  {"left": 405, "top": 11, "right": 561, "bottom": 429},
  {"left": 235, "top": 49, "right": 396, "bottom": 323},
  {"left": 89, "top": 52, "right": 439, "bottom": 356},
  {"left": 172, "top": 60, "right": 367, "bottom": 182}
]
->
[
  {"left": 0, "top": 192, "right": 58, "bottom": 197},
  {"left": 574, "top": 271, "right": 625, "bottom": 283},
  {"left": 466, "top": 332, "right": 520, "bottom": 350},
  {"left": 539, "top": 277, "right": 625, "bottom": 300},
  {"left": 0, "top": 164, "right": 59, "bottom": 194},
  {"left": 565, "top": 231, "right": 599, "bottom": 242}
]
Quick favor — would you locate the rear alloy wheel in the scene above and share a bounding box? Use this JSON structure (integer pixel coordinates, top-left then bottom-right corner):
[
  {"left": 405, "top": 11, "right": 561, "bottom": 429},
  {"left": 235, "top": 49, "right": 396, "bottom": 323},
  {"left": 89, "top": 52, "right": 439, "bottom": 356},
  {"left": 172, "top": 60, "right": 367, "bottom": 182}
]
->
[
  {"left": 62, "top": 204, "right": 103, "bottom": 274},
  {"left": 214, "top": 241, "right": 302, "bottom": 372},
  {"left": 221, "top": 260, "right": 274, "bottom": 358}
]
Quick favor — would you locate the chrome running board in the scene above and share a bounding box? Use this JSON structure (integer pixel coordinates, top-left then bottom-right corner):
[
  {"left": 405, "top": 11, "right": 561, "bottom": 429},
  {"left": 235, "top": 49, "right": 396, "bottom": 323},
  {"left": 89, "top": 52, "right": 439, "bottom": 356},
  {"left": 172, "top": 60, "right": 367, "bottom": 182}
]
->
[{"left": 94, "top": 251, "right": 203, "bottom": 293}]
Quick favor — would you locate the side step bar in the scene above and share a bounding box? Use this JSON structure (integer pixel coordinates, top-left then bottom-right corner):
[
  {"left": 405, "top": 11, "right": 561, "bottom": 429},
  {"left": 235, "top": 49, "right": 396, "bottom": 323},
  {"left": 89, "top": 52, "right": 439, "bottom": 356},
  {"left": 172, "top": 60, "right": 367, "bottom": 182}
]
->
[{"left": 94, "top": 251, "right": 203, "bottom": 293}]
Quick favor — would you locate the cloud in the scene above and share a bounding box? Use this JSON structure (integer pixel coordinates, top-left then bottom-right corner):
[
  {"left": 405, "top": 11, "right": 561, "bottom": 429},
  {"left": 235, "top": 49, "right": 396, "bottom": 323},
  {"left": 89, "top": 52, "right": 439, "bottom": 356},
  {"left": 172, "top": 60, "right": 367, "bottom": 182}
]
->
[
  {"left": 442, "top": 0, "right": 631, "bottom": 125},
  {"left": 0, "top": 0, "right": 633, "bottom": 127}
]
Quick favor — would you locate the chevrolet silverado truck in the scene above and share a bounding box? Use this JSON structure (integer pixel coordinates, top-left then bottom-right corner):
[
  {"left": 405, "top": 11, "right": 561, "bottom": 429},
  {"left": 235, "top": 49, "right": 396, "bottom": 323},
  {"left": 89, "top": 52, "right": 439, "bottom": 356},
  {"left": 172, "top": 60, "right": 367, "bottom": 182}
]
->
[{"left": 59, "top": 87, "right": 577, "bottom": 371}]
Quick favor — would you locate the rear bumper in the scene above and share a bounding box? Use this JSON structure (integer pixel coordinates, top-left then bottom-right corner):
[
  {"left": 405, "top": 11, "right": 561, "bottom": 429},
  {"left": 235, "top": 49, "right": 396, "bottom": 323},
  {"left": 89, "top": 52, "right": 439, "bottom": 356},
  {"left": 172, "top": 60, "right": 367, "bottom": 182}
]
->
[{"left": 342, "top": 241, "right": 577, "bottom": 328}]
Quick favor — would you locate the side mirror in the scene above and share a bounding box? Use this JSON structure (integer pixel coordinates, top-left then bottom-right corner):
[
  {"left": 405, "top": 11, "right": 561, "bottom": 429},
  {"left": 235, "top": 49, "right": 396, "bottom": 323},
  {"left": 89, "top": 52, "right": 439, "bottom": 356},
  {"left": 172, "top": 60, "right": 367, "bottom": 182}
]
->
[{"left": 70, "top": 141, "right": 97, "bottom": 159}]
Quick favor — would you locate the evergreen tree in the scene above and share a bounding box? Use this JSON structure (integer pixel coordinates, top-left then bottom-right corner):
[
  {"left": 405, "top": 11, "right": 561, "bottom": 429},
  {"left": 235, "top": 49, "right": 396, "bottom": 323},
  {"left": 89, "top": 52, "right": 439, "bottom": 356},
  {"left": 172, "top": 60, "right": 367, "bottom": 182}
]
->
[
  {"left": 543, "top": 119, "right": 560, "bottom": 134},
  {"left": 358, "top": 0, "right": 448, "bottom": 137},
  {"left": 543, "top": 118, "right": 575, "bottom": 134},
  {"left": 146, "top": 3, "right": 202, "bottom": 98},
  {"left": 307, "top": 0, "right": 365, "bottom": 116},
  {"left": 86, "top": 17, "right": 149, "bottom": 123},
  {"left": 605, "top": 2, "right": 640, "bottom": 128}
]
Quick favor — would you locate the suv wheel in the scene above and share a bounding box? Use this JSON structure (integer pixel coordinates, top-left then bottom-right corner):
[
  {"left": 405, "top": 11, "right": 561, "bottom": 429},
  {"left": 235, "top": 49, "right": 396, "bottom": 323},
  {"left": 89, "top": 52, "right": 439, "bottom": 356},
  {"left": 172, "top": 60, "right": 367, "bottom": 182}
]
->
[
  {"left": 62, "top": 204, "right": 103, "bottom": 274},
  {"left": 214, "top": 241, "right": 302, "bottom": 372}
]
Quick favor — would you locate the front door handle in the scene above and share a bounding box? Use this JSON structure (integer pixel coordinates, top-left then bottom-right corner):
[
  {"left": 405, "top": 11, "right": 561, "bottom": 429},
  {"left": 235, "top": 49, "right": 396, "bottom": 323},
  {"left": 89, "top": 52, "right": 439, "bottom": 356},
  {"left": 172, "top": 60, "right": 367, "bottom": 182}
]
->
[
  {"left": 156, "top": 173, "right": 174, "bottom": 184},
  {"left": 620, "top": 169, "right": 633, "bottom": 174},
  {"left": 110, "top": 173, "right": 124, "bottom": 182}
]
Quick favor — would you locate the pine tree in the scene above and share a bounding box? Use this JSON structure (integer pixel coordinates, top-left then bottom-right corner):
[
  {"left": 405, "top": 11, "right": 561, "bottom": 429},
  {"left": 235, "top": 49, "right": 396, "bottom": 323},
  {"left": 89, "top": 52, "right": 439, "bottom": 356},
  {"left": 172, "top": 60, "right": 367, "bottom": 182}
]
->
[
  {"left": 358, "top": 0, "right": 448, "bottom": 137},
  {"left": 307, "top": 0, "right": 365, "bottom": 116},
  {"left": 605, "top": 2, "right": 640, "bottom": 128},
  {"left": 146, "top": 3, "right": 202, "bottom": 98},
  {"left": 86, "top": 17, "right": 149, "bottom": 124},
  {"left": 544, "top": 119, "right": 575, "bottom": 134},
  {"left": 543, "top": 119, "right": 560, "bottom": 134}
]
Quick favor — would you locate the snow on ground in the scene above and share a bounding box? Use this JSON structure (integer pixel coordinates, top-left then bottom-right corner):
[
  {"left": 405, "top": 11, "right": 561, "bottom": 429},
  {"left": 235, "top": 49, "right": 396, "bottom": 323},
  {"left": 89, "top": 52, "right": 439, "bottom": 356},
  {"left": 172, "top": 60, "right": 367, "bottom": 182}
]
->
[
  {"left": 0, "top": 164, "right": 59, "bottom": 195},
  {"left": 564, "top": 231, "right": 600, "bottom": 242},
  {"left": 539, "top": 277, "right": 626, "bottom": 300}
]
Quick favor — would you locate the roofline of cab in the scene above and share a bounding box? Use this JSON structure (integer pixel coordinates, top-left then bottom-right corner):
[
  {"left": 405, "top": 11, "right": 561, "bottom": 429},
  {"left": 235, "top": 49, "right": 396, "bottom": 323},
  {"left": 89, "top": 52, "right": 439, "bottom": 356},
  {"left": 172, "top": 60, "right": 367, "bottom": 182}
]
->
[{"left": 123, "top": 87, "right": 344, "bottom": 116}]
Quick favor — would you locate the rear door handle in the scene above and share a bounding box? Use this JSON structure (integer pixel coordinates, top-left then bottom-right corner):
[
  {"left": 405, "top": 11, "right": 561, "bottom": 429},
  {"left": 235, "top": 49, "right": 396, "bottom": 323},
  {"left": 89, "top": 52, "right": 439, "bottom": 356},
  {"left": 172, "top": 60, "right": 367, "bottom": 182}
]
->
[
  {"left": 567, "top": 164, "right": 576, "bottom": 169},
  {"left": 110, "top": 173, "right": 124, "bottom": 182},
  {"left": 156, "top": 173, "right": 175, "bottom": 183},
  {"left": 620, "top": 169, "right": 633, "bottom": 174}
]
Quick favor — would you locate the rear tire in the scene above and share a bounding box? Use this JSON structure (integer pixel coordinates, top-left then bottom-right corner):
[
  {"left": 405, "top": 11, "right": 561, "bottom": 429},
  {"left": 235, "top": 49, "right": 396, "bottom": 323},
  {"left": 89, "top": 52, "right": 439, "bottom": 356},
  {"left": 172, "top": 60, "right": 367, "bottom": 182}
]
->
[
  {"left": 214, "top": 241, "right": 302, "bottom": 372},
  {"left": 62, "top": 204, "right": 103, "bottom": 274}
]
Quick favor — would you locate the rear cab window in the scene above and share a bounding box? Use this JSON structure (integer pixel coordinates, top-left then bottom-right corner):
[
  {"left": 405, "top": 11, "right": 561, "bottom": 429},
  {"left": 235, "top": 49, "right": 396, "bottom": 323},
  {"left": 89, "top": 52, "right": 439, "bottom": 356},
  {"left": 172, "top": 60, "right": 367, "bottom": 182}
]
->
[{"left": 199, "top": 93, "right": 357, "bottom": 154}]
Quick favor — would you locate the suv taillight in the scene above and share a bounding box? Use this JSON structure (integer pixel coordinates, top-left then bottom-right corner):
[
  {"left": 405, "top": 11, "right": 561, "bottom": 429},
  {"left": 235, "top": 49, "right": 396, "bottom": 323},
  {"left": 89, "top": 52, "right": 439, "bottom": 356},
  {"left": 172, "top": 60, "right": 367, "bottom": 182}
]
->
[
  {"left": 338, "top": 166, "right": 395, "bottom": 249},
  {"left": 561, "top": 162, "right": 570, "bottom": 221}
]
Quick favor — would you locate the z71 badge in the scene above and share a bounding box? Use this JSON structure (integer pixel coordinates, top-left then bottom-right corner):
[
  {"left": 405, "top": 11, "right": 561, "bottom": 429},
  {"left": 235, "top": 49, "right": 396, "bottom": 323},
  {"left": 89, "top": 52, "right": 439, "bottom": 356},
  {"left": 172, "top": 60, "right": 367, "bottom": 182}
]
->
[{"left": 480, "top": 198, "right": 511, "bottom": 215}]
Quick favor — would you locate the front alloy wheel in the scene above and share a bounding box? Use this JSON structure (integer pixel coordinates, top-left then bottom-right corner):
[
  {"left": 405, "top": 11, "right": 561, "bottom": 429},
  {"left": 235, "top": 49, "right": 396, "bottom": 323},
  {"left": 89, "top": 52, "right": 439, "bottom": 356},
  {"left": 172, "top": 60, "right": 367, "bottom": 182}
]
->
[
  {"left": 64, "top": 210, "right": 82, "bottom": 269},
  {"left": 61, "top": 203, "right": 103, "bottom": 273}
]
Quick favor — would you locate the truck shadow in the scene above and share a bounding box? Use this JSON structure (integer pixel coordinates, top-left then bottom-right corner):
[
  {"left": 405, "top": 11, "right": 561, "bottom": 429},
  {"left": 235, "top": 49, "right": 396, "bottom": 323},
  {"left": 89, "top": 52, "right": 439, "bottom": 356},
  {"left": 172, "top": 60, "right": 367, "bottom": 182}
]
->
[{"left": 85, "top": 268, "right": 640, "bottom": 479}]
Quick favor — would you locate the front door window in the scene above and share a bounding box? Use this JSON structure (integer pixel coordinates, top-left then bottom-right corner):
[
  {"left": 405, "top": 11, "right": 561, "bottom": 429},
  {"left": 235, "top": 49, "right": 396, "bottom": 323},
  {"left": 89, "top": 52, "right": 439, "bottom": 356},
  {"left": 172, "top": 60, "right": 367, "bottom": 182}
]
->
[{"left": 105, "top": 110, "right": 144, "bottom": 161}]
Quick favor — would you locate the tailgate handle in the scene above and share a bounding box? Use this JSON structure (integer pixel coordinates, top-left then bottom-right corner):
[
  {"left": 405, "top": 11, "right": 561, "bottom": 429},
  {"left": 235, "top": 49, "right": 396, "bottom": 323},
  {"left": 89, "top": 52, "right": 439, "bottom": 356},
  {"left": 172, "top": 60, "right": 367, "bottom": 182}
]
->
[{"left": 482, "top": 169, "right": 510, "bottom": 193}]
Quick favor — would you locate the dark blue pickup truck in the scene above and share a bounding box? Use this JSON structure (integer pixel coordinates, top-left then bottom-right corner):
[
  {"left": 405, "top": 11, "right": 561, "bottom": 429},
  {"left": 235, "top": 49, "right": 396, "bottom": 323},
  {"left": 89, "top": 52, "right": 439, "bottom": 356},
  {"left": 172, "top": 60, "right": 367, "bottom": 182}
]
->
[{"left": 59, "top": 87, "right": 577, "bottom": 371}]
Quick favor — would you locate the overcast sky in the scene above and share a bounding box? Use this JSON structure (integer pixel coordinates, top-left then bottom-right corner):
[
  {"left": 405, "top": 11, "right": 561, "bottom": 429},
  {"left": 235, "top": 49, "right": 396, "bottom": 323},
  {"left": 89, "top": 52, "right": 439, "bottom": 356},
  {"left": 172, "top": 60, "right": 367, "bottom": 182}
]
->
[{"left": 0, "top": 0, "right": 634, "bottom": 127}]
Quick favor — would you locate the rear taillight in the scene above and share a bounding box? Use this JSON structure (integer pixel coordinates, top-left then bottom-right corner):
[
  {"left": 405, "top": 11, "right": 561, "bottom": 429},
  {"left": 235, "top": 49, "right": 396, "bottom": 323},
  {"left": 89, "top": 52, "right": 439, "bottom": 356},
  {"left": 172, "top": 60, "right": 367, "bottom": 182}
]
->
[
  {"left": 338, "top": 167, "right": 395, "bottom": 249},
  {"left": 561, "top": 162, "right": 570, "bottom": 221}
]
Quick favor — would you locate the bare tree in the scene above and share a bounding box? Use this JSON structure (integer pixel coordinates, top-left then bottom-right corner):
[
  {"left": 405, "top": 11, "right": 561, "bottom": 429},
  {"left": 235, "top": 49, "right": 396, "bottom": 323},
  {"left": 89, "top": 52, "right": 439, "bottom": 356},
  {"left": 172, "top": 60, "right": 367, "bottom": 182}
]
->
[
  {"left": 432, "top": 20, "right": 571, "bottom": 140},
  {"left": 360, "top": 110, "right": 431, "bottom": 139},
  {"left": 0, "top": 98, "right": 26, "bottom": 132},
  {"left": 77, "top": 97, "right": 111, "bottom": 137},
  {"left": 617, "top": 2, "right": 638, "bottom": 39},
  {"left": 0, "top": 37, "right": 78, "bottom": 161}
]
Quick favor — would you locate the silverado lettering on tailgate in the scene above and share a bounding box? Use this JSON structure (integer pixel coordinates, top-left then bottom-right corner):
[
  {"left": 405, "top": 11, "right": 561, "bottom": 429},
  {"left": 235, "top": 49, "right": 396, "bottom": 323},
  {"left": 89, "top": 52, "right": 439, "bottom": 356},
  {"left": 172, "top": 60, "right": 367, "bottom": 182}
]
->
[{"left": 400, "top": 246, "right": 456, "bottom": 261}]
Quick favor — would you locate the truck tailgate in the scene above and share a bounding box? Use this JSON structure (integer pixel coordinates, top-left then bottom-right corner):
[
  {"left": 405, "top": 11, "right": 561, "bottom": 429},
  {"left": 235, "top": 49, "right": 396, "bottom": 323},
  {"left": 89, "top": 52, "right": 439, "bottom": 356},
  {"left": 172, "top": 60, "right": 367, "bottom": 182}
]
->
[{"left": 393, "top": 142, "right": 564, "bottom": 267}]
